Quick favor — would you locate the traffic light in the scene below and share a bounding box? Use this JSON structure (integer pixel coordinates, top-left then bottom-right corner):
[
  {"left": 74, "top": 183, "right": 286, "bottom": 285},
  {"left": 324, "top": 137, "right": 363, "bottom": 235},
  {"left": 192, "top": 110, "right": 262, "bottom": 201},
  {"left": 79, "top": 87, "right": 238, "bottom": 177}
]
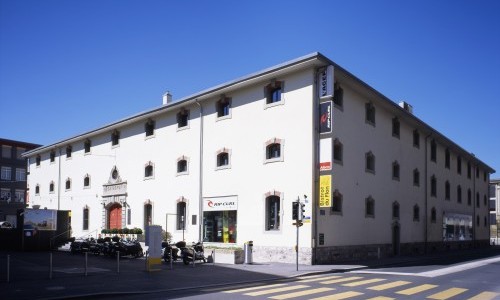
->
[
  {"left": 292, "top": 201, "right": 299, "bottom": 220},
  {"left": 299, "top": 203, "right": 305, "bottom": 220}
]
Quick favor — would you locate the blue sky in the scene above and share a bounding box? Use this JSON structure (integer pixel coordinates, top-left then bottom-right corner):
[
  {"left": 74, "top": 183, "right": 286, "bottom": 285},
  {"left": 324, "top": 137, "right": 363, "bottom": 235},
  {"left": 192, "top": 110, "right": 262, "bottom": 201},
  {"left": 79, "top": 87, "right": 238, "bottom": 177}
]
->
[{"left": 1, "top": 0, "right": 499, "bottom": 176}]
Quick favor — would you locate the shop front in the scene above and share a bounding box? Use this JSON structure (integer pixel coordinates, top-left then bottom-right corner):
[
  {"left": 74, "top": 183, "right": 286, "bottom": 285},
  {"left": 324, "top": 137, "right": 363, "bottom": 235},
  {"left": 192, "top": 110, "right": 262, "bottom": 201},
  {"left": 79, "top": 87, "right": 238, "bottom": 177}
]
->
[{"left": 203, "top": 196, "right": 237, "bottom": 243}]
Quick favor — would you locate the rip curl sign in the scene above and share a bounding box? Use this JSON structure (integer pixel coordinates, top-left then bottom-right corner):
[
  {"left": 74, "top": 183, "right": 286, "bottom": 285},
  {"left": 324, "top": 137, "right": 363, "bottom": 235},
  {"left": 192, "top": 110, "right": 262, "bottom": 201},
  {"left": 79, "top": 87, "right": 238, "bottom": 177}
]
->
[
  {"left": 319, "top": 101, "right": 332, "bottom": 134},
  {"left": 203, "top": 196, "right": 238, "bottom": 211}
]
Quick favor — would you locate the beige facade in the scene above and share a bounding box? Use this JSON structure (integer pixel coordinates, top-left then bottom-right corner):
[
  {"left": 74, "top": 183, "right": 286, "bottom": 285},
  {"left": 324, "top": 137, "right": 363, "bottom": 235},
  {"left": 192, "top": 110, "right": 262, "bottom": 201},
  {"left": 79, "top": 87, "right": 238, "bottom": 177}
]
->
[{"left": 24, "top": 53, "right": 494, "bottom": 264}]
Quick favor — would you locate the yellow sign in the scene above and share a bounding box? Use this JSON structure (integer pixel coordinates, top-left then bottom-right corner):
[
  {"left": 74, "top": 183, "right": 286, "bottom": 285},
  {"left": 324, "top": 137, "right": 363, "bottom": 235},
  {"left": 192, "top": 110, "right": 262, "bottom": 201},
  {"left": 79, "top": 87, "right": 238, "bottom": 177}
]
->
[{"left": 319, "top": 175, "right": 332, "bottom": 207}]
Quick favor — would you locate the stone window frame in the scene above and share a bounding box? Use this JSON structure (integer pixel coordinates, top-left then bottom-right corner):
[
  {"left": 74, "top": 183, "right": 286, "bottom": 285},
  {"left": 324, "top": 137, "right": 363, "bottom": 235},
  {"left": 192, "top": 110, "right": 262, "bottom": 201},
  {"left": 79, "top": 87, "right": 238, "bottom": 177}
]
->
[
  {"left": 49, "top": 181, "right": 55, "bottom": 193},
  {"left": 264, "top": 190, "right": 282, "bottom": 231},
  {"left": 177, "top": 155, "right": 189, "bottom": 175},
  {"left": 264, "top": 138, "right": 284, "bottom": 164},
  {"left": 144, "top": 161, "right": 155, "bottom": 180},
  {"left": 216, "top": 95, "right": 232, "bottom": 121},
  {"left": 264, "top": 80, "right": 285, "bottom": 109},
  {"left": 215, "top": 148, "right": 232, "bottom": 170}
]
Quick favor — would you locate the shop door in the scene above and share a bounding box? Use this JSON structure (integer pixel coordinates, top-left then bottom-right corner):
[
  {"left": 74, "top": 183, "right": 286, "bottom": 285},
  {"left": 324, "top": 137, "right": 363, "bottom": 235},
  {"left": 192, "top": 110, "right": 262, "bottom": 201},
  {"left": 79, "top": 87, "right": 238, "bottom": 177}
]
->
[{"left": 109, "top": 204, "right": 122, "bottom": 229}]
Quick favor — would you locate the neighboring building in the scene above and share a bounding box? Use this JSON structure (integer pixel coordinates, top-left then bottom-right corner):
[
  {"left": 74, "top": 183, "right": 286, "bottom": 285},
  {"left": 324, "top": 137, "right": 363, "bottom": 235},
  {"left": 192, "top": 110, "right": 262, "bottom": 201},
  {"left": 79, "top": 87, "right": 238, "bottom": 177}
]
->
[
  {"left": 0, "top": 138, "right": 41, "bottom": 228},
  {"left": 23, "top": 53, "right": 494, "bottom": 264},
  {"left": 490, "top": 179, "right": 500, "bottom": 244}
]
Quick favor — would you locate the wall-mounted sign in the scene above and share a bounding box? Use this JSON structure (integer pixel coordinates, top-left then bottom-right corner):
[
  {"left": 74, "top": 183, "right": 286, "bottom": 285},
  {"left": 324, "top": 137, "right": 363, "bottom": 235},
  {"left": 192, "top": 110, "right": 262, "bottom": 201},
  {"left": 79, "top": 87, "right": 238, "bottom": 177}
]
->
[
  {"left": 203, "top": 196, "right": 238, "bottom": 211},
  {"left": 319, "top": 175, "right": 332, "bottom": 208},
  {"left": 24, "top": 209, "right": 57, "bottom": 231},
  {"left": 319, "top": 138, "right": 332, "bottom": 171},
  {"left": 319, "top": 101, "right": 332, "bottom": 134},
  {"left": 318, "top": 65, "right": 334, "bottom": 99}
]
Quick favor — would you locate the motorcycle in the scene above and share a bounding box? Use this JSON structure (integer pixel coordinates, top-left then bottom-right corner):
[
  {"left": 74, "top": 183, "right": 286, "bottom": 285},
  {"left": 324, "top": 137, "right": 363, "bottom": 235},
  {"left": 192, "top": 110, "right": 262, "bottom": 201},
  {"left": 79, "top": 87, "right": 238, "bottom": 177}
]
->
[
  {"left": 180, "top": 241, "right": 206, "bottom": 265},
  {"left": 162, "top": 241, "right": 181, "bottom": 263}
]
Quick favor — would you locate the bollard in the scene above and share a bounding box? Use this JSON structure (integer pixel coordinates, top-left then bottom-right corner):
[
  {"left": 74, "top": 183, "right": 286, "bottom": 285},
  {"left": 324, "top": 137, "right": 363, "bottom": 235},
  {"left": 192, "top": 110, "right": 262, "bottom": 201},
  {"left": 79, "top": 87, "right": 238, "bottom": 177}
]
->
[
  {"left": 117, "top": 251, "right": 120, "bottom": 274},
  {"left": 7, "top": 255, "right": 10, "bottom": 283},
  {"left": 169, "top": 248, "right": 173, "bottom": 270},
  {"left": 49, "top": 252, "right": 53, "bottom": 279},
  {"left": 85, "top": 252, "right": 88, "bottom": 277},
  {"left": 212, "top": 250, "right": 215, "bottom": 266},
  {"left": 145, "top": 251, "right": 148, "bottom": 271},
  {"left": 192, "top": 248, "right": 195, "bottom": 268},
  {"left": 377, "top": 247, "right": 380, "bottom": 259}
]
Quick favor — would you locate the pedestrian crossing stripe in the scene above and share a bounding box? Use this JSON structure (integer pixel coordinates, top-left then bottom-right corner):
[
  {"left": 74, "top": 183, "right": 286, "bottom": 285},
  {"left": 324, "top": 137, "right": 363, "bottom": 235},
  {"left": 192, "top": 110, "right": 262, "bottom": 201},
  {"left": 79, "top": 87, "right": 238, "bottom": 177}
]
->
[
  {"left": 366, "top": 297, "right": 395, "bottom": 300},
  {"left": 367, "top": 280, "right": 412, "bottom": 291},
  {"left": 342, "top": 278, "right": 386, "bottom": 287},
  {"left": 427, "top": 287, "right": 468, "bottom": 299},
  {"left": 244, "top": 285, "right": 309, "bottom": 296},
  {"left": 299, "top": 275, "right": 342, "bottom": 282},
  {"left": 467, "top": 291, "right": 500, "bottom": 300},
  {"left": 310, "top": 291, "right": 364, "bottom": 300},
  {"left": 268, "top": 287, "right": 335, "bottom": 299},
  {"left": 320, "top": 276, "right": 364, "bottom": 284},
  {"left": 396, "top": 284, "right": 438, "bottom": 295},
  {"left": 223, "top": 283, "right": 287, "bottom": 293}
]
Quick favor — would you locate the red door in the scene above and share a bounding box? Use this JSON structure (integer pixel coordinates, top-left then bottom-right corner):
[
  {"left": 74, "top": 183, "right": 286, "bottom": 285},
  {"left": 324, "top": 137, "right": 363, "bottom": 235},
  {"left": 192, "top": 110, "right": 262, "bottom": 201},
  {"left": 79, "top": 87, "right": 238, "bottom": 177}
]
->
[{"left": 109, "top": 204, "right": 122, "bottom": 229}]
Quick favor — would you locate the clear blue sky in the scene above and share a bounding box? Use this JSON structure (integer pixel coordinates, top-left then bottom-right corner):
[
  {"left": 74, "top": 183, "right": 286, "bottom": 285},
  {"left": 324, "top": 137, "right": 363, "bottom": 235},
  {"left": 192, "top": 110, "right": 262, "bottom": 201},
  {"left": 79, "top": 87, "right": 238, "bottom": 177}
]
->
[{"left": 1, "top": 0, "right": 499, "bottom": 176}]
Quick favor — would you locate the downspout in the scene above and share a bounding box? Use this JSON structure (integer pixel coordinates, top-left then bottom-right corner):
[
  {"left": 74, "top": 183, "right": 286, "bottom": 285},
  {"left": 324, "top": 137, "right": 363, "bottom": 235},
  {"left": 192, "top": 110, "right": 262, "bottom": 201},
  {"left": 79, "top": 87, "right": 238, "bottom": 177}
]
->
[
  {"left": 195, "top": 99, "right": 204, "bottom": 242},
  {"left": 424, "top": 134, "right": 432, "bottom": 254},
  {"left": 57, "top": 148, "right": 62, "bottom": 211},
  {"left": 312, "top": 69, "right": 320, "bottom": 264}
]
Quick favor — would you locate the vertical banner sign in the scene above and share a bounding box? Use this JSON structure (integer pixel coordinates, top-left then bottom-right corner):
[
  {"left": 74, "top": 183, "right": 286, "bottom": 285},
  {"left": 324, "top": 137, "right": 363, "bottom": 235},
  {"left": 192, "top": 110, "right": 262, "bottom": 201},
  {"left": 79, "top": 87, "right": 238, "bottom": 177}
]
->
[
  {"left": 319, "top": 175, "right": 332, "bottom": 207},
  {"left": 319, "top": 138, "right": 332, "bottom": 171},
  {"left": 318, "top": 65, "right": 334, "bottom": 99},
  {"left": 319, "top": 101, "right": 332, "bottom": 134}
]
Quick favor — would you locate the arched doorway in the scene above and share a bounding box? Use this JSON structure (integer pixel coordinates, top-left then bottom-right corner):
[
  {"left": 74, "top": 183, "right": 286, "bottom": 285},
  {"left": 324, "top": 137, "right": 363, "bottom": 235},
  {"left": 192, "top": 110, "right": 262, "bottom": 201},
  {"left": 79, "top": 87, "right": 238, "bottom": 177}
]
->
[{"left": 108, "top": 203, "right": 122, "bottom": 229}]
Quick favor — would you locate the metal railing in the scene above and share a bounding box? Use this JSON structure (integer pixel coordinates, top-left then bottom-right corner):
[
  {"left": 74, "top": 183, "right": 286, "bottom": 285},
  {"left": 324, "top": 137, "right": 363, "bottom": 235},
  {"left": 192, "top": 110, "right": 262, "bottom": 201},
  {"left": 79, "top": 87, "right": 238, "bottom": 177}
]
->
[{"left": 49, "top": 229, "right": 73, "bottom": 249}]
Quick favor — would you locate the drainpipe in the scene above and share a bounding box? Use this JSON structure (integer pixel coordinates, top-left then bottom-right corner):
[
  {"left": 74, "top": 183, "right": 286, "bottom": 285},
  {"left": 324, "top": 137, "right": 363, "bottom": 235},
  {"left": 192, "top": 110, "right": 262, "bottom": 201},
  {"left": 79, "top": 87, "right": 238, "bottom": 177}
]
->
[
  {"left": 57, "top": 148, "right": 62, "bottom": 211},
  {"left": 195, "top": 99, "right": 204, "bottom": 242},
  {"left": 312, "top": 69, "right": 320, "bottom": 264},
  {"left": 424, "top": 134, "right": 432, "bottom": 254}
]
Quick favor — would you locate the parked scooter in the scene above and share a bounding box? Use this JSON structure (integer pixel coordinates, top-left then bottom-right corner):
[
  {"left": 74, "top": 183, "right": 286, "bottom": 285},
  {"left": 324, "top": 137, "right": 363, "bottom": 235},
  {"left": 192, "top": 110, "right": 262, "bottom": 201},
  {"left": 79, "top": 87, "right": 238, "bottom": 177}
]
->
[
  {"left": 180, "top": 241, "right": 206, "bottom": 265},
  {"left": 162, "top": 241, "right": 181, "bottom": 263}
]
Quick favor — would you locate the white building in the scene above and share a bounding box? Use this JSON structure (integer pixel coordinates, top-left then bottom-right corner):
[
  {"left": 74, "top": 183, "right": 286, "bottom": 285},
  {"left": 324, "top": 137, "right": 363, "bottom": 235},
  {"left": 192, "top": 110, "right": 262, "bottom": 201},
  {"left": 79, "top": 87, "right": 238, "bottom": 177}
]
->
[{"left": 24, "top": 53, "right": 494, "bottom": 264}]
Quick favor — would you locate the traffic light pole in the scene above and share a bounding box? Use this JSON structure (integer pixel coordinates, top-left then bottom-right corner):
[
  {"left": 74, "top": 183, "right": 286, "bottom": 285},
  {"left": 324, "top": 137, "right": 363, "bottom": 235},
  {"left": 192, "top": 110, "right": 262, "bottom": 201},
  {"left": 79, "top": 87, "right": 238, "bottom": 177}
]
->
[
  {"left": 296, "top": 212, "right": 299, "bottom": 271},
  {"left": 292, "top": 196, "right": 306, "bottom": 271}
]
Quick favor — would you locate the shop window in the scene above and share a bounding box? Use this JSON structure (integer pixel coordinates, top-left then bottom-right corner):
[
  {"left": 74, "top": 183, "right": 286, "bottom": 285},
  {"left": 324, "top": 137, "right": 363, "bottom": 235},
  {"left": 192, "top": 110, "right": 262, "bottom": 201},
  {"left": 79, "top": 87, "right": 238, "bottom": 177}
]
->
[
  {"left": 144, "top": 203, "right": 153, "bottom": 229},
  {"left": 392, "top": 202, "right": 400, "bottom": 220},
  {"left": 265, "top": 195, "right": 280, "bottom": 230},
  {"left": 333, "top": 83, "right": 343, "bottom": 109},
  {"left": 430, "top": 140, "right": 437, "bottom": 162},
  {"left": 83, "top": 175, "right": 90, "bottom": 188},
  {"left": 36, "top": 155, "right": 41, "bottom": 166},
  {"left": 445, "top": 148, "right": 450, "bottom": 169},
  {"left": 392, "top": 117, "right": 400, "bottom": 138},
  {"left": 365, "top": 102, "right": 376, "bottom": 125},
  {"left": 332, "top": 190, "right": 342, "bottom": 214},
  {"left": 50, "top": 151, "right": 56, "bottom": 163},
  {"left": 365, "top": 152, "right": 375, "bottom": 174},
  {"left": 84, "top": 139, "right": 91, "bottom": 154},
  {"left": 145, "top": 119, "right": 155, "bottom": 137},
  {"left": 333, "top": 139, "right": 343, "bottom": 163},
  {"left": 265, "top": 80, "right": 283, "bottom": 105},
  {"left": 413, "top": 169, "right": 420, "bottom": 186},
  {"left": 457, "top": 156, "right": 462, "bottom": 174},
  {"left": 66, "top": 145, "right": 72, "bottom": 158},
  {"left": 216, "top": 96, "right": 231, "bottom": 119},
  {"left": 430, "top": 175, "right": 437, "bottom": 197},
  {"left": 413, "top": 130, "right": 420, "bottom": 148},
  {"left": 111, "top": 130, "right": 120, "bottom": 147},
  {"left": 392, "top": 161, "right": 400, "bottom": 181},
  {"left": 445, "top": 181, "right": 450, "bottom": 200},
  {"left": 413, "top": 205, "right": 420, "bottom": 221},
  {"left": 83, "top": 206, "right": 89, "bottom": 231},
  {"left": 467, "top": 189, "right": 472, "bottom": 206},
  {"left": 203, "top": 208, "right": 237, "bottom": 243},
  {"left": 365, "top": 196, "right": 375, "bottom": 218},
  {"left": 177, "top": 109, "right": 189, "bottom": 128},
  {"left": 431, "top": 207, "right": 437, "bottom": 223},
  {"left": 457, "top": 185, "right": 462, "bottom": 203},
  {"left": 176, "top": 202, "right": 186, "bottom": 230}
]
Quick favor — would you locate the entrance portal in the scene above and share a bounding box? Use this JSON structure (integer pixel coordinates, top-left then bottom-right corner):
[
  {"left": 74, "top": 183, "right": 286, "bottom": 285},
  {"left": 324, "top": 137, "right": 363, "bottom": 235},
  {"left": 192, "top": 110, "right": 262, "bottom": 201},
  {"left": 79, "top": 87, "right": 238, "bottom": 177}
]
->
[{"left": 108, "top": 203, "right": 122, "bottom": 229}]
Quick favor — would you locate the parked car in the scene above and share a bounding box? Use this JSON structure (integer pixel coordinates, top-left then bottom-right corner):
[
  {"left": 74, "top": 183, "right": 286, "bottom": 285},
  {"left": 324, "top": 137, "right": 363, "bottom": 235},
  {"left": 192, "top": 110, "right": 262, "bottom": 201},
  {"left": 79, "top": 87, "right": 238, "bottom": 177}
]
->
[{"left": 0, "top": 221, "right": 13, "bottom": 229}]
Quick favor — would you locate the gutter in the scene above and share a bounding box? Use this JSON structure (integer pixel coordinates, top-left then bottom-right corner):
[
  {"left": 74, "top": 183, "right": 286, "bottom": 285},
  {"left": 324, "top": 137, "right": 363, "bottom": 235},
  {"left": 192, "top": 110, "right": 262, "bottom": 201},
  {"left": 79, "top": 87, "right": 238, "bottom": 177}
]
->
[{"left": 195, "top": 100, "right": 204, "bottom": 242}]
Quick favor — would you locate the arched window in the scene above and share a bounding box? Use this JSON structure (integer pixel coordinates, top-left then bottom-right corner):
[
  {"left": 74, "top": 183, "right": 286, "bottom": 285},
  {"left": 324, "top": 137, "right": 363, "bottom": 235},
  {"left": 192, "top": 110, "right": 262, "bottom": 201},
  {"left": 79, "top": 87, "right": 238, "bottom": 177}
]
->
[
  {"left": 467, "top": 189, "right": 472, "bottom": 206},
  {"left": 84, "top": 139, "right": 91, "bottom": 153},
  {"left": 266, "top": 143, "right": 281, "bottom": 159},
  {"left": 145, "top": 119, "right": 155, "bottom": 137},
  {"left": 144, "top": 201, "right": 153, "bottom": 229},
  {"left": 265, "top": 195, "right": 280, "bottom": 230},
  {"left": 413, "top": 205, "right": 420, "bottom": 221},
  {"left": 50, "top": 151, "right": 56, "bottom": 163},
  {"left": 83, "top": 174, "right": 90, "bottom": 188},
  {"left": 430, "top": 140, "right": 437, "bottom": 162},
  {"left": 445, "top": 148, "right": 450, "bottom": 169},
  {"left": 66, "top": 145, "right": 72, "bottom": 158},
  {"left": 365, "top": 196, "right": 375, "bottom": 217},
  {"left": 144, "top": 162, "right": 154, "bottom": 178},
  {"left": 476, "top": 192, "right": 480, "bottom": 207},
  {"left": 35, "top": 184, "right": 40, "bottom": 195},
  {"left": 457, "top": 185, "right": 462, "bottom": 203},
  {"left": 216, "top": 96, "right": 231, "bottom": 118},
  {"left": 177, "top": 159, "right": 188, "bottom": 173},
  {"left": 176, "top": 201, "right": 186, "bottom": 230},
  {"left": 332, "top": 190, "right": 342, "bottom": 213},
  {"left": 177, "top": 109, "right": 189, "bottom": 128},
  {"left": 392, "top": 202, "right": 400, "bottom": 219},
  {"left": 431, "top": 207, "right": 437, "bottom": 223},
  {"left": 392, "top": 117, "right": 400, "bottom": 138},
  {"left": 65, "top": 178, "right": 71, "bottom": 190},
  {"left": 265, "top": 81, "right": 283, "bottom": 104},
  {"left": 111, "top": 130, "right": 120, "bottom": 146},
  {"left": 430, "top": 175, "right": 437, "bottom": 197},
  {"left": 217, "top": 151, "right": 229, "bottom": 167},
  {"left": 413, "top": 169, "right": 420, "bottom": 186},
  {"left": 36, "top": 155, "right": 41, "bottom": 166},
  {"left": 445, "top": 181, "right": 450, "bottom": 200},
  {"left": 49, "top": 181, "right": 55, "bottom": 193},
  {"left": 365, "top": 102, "right": 375, "bottom": 125},
  {"left": 392, "top": 161, "right": 400, "bottom": 180},
  {"left": 333, "top": 139, "right": 343, "bottom": 163},
  {"left": 365, "top": 152, "right": 375, "bottom": 173},
  {"left": 83, "top": 206, "right": 89, "bottom": 230}
]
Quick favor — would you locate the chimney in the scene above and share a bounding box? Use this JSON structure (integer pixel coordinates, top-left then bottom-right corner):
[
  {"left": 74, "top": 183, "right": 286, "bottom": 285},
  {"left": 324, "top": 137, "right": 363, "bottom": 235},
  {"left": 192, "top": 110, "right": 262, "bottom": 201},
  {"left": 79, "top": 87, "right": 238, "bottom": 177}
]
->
[
  {"left": 162, "top": 91, "right": 172, "bottom": 105},
  {"left": 399, "top": 101, "right": 413, "bottom": 114}
]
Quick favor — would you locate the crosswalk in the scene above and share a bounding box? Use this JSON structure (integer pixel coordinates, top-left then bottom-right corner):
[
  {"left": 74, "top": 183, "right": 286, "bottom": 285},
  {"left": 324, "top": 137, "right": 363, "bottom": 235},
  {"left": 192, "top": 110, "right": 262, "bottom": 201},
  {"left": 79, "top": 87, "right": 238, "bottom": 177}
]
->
[{"left": 222, "top": 274, "right": 499, "bottom": 299}]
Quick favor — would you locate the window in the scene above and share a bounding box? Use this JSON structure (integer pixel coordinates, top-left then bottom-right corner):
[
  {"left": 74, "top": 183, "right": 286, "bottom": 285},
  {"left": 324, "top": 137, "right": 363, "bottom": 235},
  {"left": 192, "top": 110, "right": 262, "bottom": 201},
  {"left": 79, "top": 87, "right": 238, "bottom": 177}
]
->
[
  {"left": 467, "top": 189, "right": 472, "bottom": 206},
  {"left": 476, "top": 167, "right": 480, "bottom": 178},
  {"left": 16, "top": 147, "right": 25, "bottom": 160},
  {"left": 476, "top": 192, "right": 480, "bottom": 208},
  {"left": 0, "top": 188, "right": 11, "bottom": 201},
  {"left": 467, "top": 162, "right": 471, "bottom": 179},
  {"left": 445, "top": 181, "right": 450, "bottom": 200},
  {"left": 36, "top": 155, "right": 41, "bottom": 166},
  {"left": 15, "top": 168, "right": 26, "bottom": 182},
  {"left": 83, "top": 175, "right": 90, "bottom": 188},
  {"left": 111, "top": 130, "right": 120, "bottom": 146},
  {"left": 333, "top": 83, "right": 343, "bottom": 108},
  {"left": 49, "top": 181, "right": 55, "bottom": 193},
  {"left": 1, "top": 167, "right": 11, "bottom": 180},
  {"left": 365, "top": 103, "right": 375, "bottom": 125},
  {"left": 265, "top": 138, "right": 284, "bottom": 163},
  {"left": 332, "top": 190, "right": 343, "bottom": 213},
  {"left": 365, "top": 196, "right": 375, "bottom": 217},
  {"left": 177, "top": 159, "right": 188, "bottom": 173},
  {"left": 413, "top": 169, "right": 420, "bottom": 186},
  {"left": 457, "top": 185, "right": 462, "bottom": 203},
  {"left": 413, "top": 130, "right": 420, "bottom": 148},
  {"left": 65, "top": 178, "right": 71, "bottom": 190},
  {"left": 392, "top": 117, "right": 400, "bottom": 138},
  {"left": 483, "top": 195, "right": 487, "bottom": 206},
  {"left": 392, "top": 202, "right": 400, "bottom": 219},
  {"left": 431, "top": 207, "right": 437, "bottom": 223},
  {"left": 265, "top": 81, "right": 283, "bottom": 105},
  {"left": 457, "top": 156, "right": 462, "bottom": 174},
  {"left": 84, "top": 139, "right": 91, "bottom": 153},
  {"left": 14, "top": 190, "right": 24, "bottom": 202},
  {"left": 392, "top": 161, "right": 400, "bottom": 181},
  {"left": 430, "top": 140, "right": 437, "bottom": 162},
  {"left": 145, "top": 119, "right": 155, "bottom": 137},
  {"left": 484, "top": 216, "right": 488, "bottom": 227},
  {"left": 83, "top": 206, "right": 89, "bottom": 230},
  {"left": 365, "top": 152, "right": 375, "bottom": 173},
  {"left": 2, "top": 145, "right": 12, "bottom": 158},
  {"left": 216, "top": 96, "right": 231, "bottom": 119},
  {"left": 66, "top": 145, "right": 72, "bottom": 158},
  {"left": 445, "top": 148, "right": 450, "bottom": 169},
  {"left": 333, "top": 139, "right": 343, "bottom": 163},
  {"left": 144, "top": 162, "right": 154, "bottom": 179},
  {"left": 176, "top": 201, "right": 186, "bottom": 230},
  {"left": 216, "top": 151, "right": 230, "bottom": 168},
  {"left": 265, "top": 195, "right": 280, "bottom": 230},
  {"left": 476, "top": 215, "right": 480, "bottom": 227},
  {"left": 413, "top": 205, "right": 420, "bottom": 221},
  {"left": 484, "top": 171, "right": 487, "bottom": 182},
  {"left": 177, "top": 109, "right": 189, "bottom": 128},
  {"left": 50, "top": 151, "right": 56, "bottom": 163},
  {"left": 127, "top": 208, "right": 131, "bottom": 225},
  {"left": 430, "top": 175, "right": 437, "bottom": 197},
  {"left": 35, "top": 184, "right": 40, "bottom": 195}
]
